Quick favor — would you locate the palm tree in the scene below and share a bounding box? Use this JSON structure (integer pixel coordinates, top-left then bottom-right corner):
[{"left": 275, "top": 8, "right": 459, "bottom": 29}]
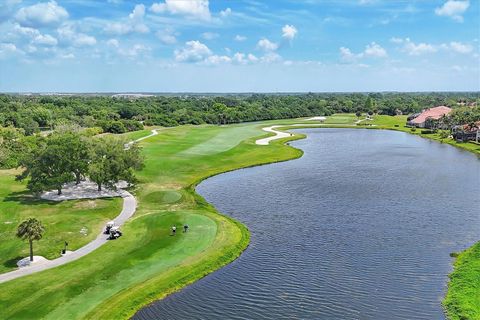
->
[{"left": 16, "top": 218, "right": 45, "bottom": 262}]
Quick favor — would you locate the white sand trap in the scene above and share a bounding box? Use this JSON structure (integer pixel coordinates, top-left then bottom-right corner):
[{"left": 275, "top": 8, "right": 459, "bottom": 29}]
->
[
  {"left": 40, "top": 180, "right": 129, "bottom": 201},
  {"left": 256, "top": 126, "right": 292, "bottom": 145},
  {"left": 17, "top": 256, "right": 49, "bottom": 268},
  {"left": 306, "top": 116, "right": 327, "bottom": 121}
]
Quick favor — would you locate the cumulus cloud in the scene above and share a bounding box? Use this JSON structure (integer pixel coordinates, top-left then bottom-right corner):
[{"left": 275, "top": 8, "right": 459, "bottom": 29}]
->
[
  {"left": 174, "top": 40, "right": 212, "bottom": 62},
  {"left": 257, "top": 38, "right": 278, "bottom": 51},
  {"left": 220, "top": 8, "right": 232, "bottom": 17},
  {"left": 447, "top": 41, "right": 473, "bottom": 53},
  {"left": 57, "top": 24, "right": 96, "bottom": 47},
  {"left": 339, "top": 47, "right": 357, "bottom": 63},
  {"left": 156, "top": 29, "right": 177, "bottom": 44},
  {"left": 339, "top": 42, "right": 387, "bottom": 62},
  {"left": 435, "top": 0, "right": 469, "bottom": 22},
  {"left": 150, "top": 0, "right": 211, "bottom": 20},
  {"left": 106, "top": 38, "right": 119, "bottom": 48},
  {"left": 282, "top": 25, "right": 298, "bottom": 40},
  {"left": 32, "top": 34, "right": 58, "bottom": 46},
  {"left": 234, "top": 35, "right": 247, "bottom": 41},
  {"left": 201, "top": 32, "right": 219, "bottom": 40},
  {"left": 363, "top": 42, "right": 387, "bottom": 57},
  {"left": 105, "top": 4, "right": 149, "bottom": 35},
  {"left": 392, "top": 38, "right": 437, "bottom": 55},
  {"left": 118, "top": 44, "right": 150, "bottom": 58},
  {"left": 15, "top": 1, "right": 68, "bottom": 27}
]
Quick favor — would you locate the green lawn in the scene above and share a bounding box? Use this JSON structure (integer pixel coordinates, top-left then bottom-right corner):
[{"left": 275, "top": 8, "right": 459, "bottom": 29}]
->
[
  {"left": 0, "top": 170, "right": 122, "bottom": 274},
  {"left": 443, "top": 242, "right": 480, "bottom": 320}
]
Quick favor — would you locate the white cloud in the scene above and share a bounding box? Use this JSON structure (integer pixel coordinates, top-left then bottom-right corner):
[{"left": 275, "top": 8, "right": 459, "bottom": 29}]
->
[
  {"left": 204, "top": 54, "right": 231, "bottom": 65},
  {"left": 247, "top": 53, "right": 258, "bottom": 62},
  {"left": 32, "top": 34, "right": 58, "bottom": 46},
  {"left": 118, "top": 44, "right": 150, "bottom": 58},
  {"left": 447, "top": 41, "right": 473, "bottom": 53},
  {"left": 391, "top": 38, "right": 437, "bottom": 55},
  {"left": 257, "top": 38, "right": 278, "bottom": 51},
  {"left": 156, "top": 29, "right": 177, "bottom": 44},
  {"left": 174, "top": 40, "right": 212, "bottom": 62},
  {"left": 234, "top": 35, "right": 247, "bottom": 41},
  {"left": 0, "top": 43, "right": 18, "bottom": 53},
  {"left": 339, "top": 47, "right": 357, "bottom": 63},
  {"left": 129, "top": 4, "right": 146, "bottom": 20},
  {"left": 150, "top": 0, "right": 211, "bottom": 20},
  {"left": 282, "top": 25, "right": 298, "bottom": 40},
  {"left": 260, "top": 52, "right": 282, "bottom": 63},
  {"left": 105, "top": 4, "right": 149, "bottom": 35},
  {"left": 339, "top": 42, "right": 387, "bottom": 62},
  {"left": 201, "top": 32, "right": 219, "bottom": 40},
  {"left": 390, "top": 37, "right": 404, "bottom": 44},
  {"left": 15, "top": 1, "right": 68, "bottom": 27},
  {"left": 435, "top": 0, "right": 469, "bottom": 22},
  {"left": 59, "top": 52, "right": 74, "bottom": 59},
  {"left": 363, "top": 42, "right": 387, "bottom": 57},
  {"left": 106, "top": 39, "right": 119, "bottom": 48},
  {"left": 13, "top": 23, "right": 41, "bottom": 38},
  {"left": 0, "top": 0, "right": 22, "bottom": 23},
  {"left": 57, "top": 24, "right": 96, "bottom": 47},
  {"left": 220, "top": 7, "right": 232, "bottom": 17},
  {"left": 402, "top": 38, "right": 437, "bottom": 55}
]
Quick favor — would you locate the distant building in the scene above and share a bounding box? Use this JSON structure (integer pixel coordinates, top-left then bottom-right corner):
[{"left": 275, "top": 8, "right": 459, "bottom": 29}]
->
[
  {"left": 452, "top": 121, "right": 480, "bottom": 142},
  {"left": 407, "top": 106, "right": 452, "bottom": 128}
]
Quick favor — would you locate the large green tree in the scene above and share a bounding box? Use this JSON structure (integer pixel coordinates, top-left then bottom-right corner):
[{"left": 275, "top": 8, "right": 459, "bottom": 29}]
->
[
  {"left": 88, "top": 137, "right": 144, "bottom": 191},
  {"left": 16, "top": 218, "right": 45, "bottom": 262}
]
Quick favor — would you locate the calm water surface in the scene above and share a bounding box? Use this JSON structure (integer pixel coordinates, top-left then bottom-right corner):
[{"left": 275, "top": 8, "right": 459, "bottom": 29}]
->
[{"left": 135, "top": 129, "right": 480, "bottom": 320}]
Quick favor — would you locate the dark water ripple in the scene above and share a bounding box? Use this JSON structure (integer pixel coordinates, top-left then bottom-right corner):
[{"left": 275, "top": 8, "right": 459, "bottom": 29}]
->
[{"left": 134, "top": 129, "right": 480, "bottom": 320}]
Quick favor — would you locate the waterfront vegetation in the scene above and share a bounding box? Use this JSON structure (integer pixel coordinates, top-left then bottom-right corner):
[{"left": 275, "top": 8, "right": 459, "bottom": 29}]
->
[{"left": 0, "top": 108, "right": 479, "bottom": 319}]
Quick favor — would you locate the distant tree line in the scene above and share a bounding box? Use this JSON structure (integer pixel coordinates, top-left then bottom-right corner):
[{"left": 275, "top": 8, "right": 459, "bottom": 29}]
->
[{"left": 0, "top": 92, "right": 478, "bottom": 135}]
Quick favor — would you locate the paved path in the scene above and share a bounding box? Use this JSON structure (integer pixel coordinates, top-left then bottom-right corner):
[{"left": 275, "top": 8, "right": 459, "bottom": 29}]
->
[
  {"left": 0, "top": 192, "right": 136, "bottom": 284},
  {"left": 255, "top": 123, "right": 376, "bottom": 145},
  {"left": 0, "top": 129, "right": 157, "bottom": 284}
]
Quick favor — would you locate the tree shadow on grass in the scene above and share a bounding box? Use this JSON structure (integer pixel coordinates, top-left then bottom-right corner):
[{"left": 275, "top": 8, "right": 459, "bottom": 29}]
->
[
  {"left": 3, "top": 256, "right": 23, "bottom": 269},
  {"left": 3, "top": 190, "right": 58, "bottom": 206}
]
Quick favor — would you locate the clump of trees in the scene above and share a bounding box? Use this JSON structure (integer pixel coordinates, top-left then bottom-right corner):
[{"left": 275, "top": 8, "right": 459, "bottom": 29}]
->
[{"left": 14, "top": 131, "right": 144, "bottom": 195}]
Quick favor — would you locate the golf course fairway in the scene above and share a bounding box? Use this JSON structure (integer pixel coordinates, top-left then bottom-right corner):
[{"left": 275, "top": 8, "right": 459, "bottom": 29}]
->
[{"left": 0, "top": 121, "right": 304, "bottom": 319}]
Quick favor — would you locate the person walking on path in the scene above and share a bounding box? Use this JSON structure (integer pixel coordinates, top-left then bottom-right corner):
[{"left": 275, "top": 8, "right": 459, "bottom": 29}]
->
[
  {"left": 183, "top": 224, "right": 189, "bottom": 233},
  {"left": 171, "top": 226, "right": 176, "bottom": 235}
]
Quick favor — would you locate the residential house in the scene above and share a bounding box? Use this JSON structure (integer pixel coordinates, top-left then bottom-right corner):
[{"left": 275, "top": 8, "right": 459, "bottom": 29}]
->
[{"left": 407, "top": 106, "right": 452, "bottom": 129}]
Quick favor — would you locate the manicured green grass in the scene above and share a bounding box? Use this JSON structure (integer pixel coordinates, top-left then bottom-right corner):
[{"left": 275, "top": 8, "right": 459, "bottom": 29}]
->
[
  {"left": 0, "top": 122, "right": 302, "bottom": 319},
  {"left": 0, "top": 170, "right": 122, "bottom": 274},
  {"left": 443, "top": 242, "right": 480, "bottom": 320}
]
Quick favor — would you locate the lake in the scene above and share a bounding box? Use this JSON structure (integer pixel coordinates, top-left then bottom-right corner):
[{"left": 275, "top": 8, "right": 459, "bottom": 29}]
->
[{"left": 135, "top": 129, "right": 480, "bottom": 320}]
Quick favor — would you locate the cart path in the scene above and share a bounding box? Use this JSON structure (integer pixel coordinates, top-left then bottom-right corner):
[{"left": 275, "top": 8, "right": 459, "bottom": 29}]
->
[
  {"left": 255, "top": 123, "right": 375, "bottom": 145},
  {"left": 0, "top": 129, "right": 158, "bottom": 284}
]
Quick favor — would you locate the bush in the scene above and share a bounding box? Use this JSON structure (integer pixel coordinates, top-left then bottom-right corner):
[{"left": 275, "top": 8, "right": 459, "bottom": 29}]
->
[
  {"left": 410, "top": 127, "right": 417, "bottom": 132},
  {"left": 421, "top": 130, "right": 434, "bottom": 134},
  {"left": 394, "top": 124, "right": 399, "bottom": 127}
]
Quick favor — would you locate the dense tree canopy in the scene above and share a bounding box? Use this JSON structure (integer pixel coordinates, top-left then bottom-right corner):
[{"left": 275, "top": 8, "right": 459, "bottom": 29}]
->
[{"left": 0, "top": 93, "right": 478, "bottom": 135}]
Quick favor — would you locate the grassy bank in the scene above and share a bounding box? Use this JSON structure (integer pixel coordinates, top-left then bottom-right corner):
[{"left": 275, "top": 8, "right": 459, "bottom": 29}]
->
[{"left": 443, "top": 243, "right": 480, "bottom": 320}]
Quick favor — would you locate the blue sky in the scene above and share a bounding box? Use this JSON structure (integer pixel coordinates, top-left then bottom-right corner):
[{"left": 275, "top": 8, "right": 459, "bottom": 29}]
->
[{"left": 0, "top": 0, "right": 478, "bottom": 92}]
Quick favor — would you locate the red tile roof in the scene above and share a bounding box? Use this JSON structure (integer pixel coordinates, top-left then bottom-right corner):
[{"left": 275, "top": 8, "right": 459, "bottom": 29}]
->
[{"left": 411, "top": 106, "right": 452, "bottom": 124}]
